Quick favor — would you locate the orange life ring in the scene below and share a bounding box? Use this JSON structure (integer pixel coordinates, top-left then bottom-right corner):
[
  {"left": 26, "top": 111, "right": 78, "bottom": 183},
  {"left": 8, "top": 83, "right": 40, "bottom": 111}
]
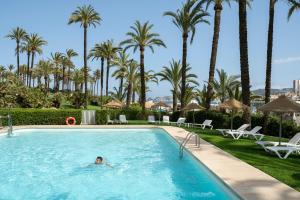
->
[{"left": 66, "top": 117, "right": 76, "bottom": 125}]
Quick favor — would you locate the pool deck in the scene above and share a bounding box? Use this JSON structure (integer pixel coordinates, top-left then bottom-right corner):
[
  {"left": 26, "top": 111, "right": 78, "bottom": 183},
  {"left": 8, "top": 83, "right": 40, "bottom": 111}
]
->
[{"left": 1, "top": 125, "right": 300, "bottom": 200}]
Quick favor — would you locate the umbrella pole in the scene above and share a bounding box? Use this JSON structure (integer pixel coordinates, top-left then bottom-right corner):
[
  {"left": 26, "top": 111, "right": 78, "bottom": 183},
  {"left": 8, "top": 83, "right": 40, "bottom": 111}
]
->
[
  {"left": 279, "top": 114, "right": 282, "bottom": 146},
  {"left": 193, "top": 110, "right": 195, "bottom": 124},
  {"left": 231, "top": 110, "right": 233, "bottom": 131}
]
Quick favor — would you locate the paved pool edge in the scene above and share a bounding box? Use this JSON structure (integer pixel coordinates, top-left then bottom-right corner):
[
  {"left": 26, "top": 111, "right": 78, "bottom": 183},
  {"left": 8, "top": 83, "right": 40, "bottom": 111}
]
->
[{"left": 1, "top": 125, "right": 300, "bottom": 200}]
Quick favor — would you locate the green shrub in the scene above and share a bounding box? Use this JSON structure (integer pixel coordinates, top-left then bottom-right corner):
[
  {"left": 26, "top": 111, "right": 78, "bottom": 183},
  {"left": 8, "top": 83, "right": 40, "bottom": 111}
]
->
[
  {"left": 0, "top": 109, "right": 82, "bottom": 125},
  {"left": 171, "top": 110, "right": 300, "bottom": 138}
]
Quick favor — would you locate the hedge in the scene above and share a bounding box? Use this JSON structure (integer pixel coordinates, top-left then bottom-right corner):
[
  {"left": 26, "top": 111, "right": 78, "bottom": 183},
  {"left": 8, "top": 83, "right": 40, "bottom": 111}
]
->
[
  {"left": 0, "top": 108, "right": 165, "bottom": 126},
  {"left": 176, "top": 110, "right": 300, "bottom": 138},
  {"left": 0, "top": 109, "right": 82, "bottom": 125}
]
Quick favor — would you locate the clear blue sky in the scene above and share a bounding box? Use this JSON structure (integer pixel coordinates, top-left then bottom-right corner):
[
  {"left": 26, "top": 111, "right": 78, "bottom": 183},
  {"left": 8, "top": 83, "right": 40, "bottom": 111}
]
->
[{"left": 1, "top": 0, "right": 300, "bottom": 97}]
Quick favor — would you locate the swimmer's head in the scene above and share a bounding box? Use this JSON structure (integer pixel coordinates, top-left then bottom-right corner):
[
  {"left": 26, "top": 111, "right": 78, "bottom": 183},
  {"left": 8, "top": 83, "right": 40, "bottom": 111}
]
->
[{"left": 95, "top": 156, "right": 103, "bottom": 164}]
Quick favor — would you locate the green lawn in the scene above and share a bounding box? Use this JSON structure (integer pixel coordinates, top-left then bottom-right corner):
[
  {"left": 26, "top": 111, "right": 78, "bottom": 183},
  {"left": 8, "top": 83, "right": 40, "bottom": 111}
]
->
[{"left": 185, "top": 128, "right": 300, "bottom": 191}]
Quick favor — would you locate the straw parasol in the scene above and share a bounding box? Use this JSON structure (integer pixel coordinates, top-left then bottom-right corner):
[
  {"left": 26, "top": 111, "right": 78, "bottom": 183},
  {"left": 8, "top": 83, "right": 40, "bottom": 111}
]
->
[
  {"left": 145, "top": 101, "right": 155, "bottom": 109},
  {"left": 258, "top": 95, "right": 300, "bottom": 145},
  {"left": 219, "top": 98, "right": 249, "bottom": 130},
  {"left": 103, "top": 100, "right": 124, "bottom": 109},
  {"left": 151, "top": 101, "right": 169, "bottom": 123},
  {"left": 183, "top": 103, "right": 205, "bottom": 124}
]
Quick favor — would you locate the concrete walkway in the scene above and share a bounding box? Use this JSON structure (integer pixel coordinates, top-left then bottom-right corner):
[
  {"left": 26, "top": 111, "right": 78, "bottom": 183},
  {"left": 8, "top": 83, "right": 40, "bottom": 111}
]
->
[{"left": 1, "top": 125, "right": 300, "bottom": 200}]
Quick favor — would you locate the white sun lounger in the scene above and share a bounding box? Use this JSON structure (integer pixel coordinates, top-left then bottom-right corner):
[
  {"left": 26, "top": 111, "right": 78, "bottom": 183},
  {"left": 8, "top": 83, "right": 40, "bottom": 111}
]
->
[
  {"left": 106, "top": 115, "right": 114, "bottom": 124},
  {"left": 194, "top": 120, "right": 213, "bottom": 129},
  {"left": 256, "top": 132, "right": 300, "bottom": 151},
  {"left": 148, "top": 115, "right": 156, "bottom": 124},
  {"left": 170, "top": 117, "right": 186, "bottom": 127},
  {"left": 119, "top": 115, "right": 128, "bottom": 124},
  {"left": 216, "top": 124, "right": 250, "bottom": 136},
  {"left": 162, "top": 116, "right": 170, "bottom": 124},
  {"left": 226, "top": 126, "right": 264, "bottom": 140},
  {"left": 265, "top": 146, "right": 300, "bottom": 159}
]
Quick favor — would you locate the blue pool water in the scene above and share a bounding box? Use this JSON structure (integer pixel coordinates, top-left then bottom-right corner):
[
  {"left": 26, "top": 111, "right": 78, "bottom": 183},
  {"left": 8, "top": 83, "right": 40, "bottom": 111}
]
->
[{"left": 0, "top": 129, "right": 240, "bottom": 200}]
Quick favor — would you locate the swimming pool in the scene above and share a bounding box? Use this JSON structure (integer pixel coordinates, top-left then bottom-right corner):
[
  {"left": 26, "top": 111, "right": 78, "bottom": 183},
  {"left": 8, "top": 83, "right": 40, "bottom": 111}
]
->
[{"left": 0, "top": 129, "right": 240, "bottom": 200}]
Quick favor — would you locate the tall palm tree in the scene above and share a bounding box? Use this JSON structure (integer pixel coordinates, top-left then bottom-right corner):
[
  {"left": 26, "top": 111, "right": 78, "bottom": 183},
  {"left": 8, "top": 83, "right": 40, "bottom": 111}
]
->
[
  {"left": 210, "top": 69, "right": 241, "bottom": 103},
  {"left": 288, "top": 0, "right": 300, "bottom": 18},
  {"left": 27, "top": 33, "right": 47, "bottom": 87},
  {"left": 157, "top": 59, "right": 198, "bottom": 112},
  {"left": 124, "top": 60, "right": 139, "bottom": 107},
  {"left": 164, "top": 0, "right": 209, "bottom": 114},
  {"left": 112, "top": 51, "right": 131, "bottom": 95},
  {"left": 68, "top": 5, "right": 101, "bottom": 108},
  {"left": 37, "top": 60, "right": 53, "bottom": 93},
  {"left": 94, "top": 69, "right": 101, "bottom": 96},
  {"left": 204, "top": 0, "right": 232, "bottom": 109},
  {"left": 120, "top": 21, "right": 166, "bottom": 114},
  {"left": 238, "top": 0, "right": 251, "bottom": 123},
  {"left": 65, "top": 49, "right": 78, "bottom": 91},
  {"left": 20, "top": 39, "right": 31, "bottom": 85},
  {"left": 51, "top": 52, "right": 64, "bottom": 92},
  {"left": 6, "top": 27, "right": 27, "bottom": 76},
  {"left": 264, "top": 0, "right": 277, "bottom": 133},
  {"left": 102, "top": 40, "right": 121, "bottom": 97},
  {"left": 89, "top": 42, "right": 106, "bottom": 106}
]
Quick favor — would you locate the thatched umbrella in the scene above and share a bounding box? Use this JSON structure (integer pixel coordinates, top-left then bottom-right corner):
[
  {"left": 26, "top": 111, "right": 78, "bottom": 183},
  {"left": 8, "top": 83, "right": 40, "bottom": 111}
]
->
[
  {"left": 219, "top": 98, "right": 249, "bottom": 130},
  {"left": 183, "top": 103, "right": 205, "bottom": 124},
  {"left": 258, "top": 95, "right": 300, "bottom": 145},
  {"left": 151, "top": 101, "right": 169, "bottom": 123},
  {"left": 104, "top": 100, "right": 124, "bottom": 109},
  {"left": 104, "top": 100, "right": 124, "bottom": 119}
]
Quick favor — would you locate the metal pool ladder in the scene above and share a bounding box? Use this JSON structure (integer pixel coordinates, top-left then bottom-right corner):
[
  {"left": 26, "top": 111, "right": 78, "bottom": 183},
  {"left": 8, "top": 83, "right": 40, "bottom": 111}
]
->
[
  {"left": 179, "top": 132, "right": 200, "bottom": 159},
  {"left": 0, "top": 114, "right": 13, "bottom": 137}
]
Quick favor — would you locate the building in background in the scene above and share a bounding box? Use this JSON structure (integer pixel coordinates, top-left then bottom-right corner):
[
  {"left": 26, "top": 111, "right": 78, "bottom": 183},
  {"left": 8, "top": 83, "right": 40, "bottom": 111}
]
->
[{"left": 293, "top": 80, "right": 300, "bottom": 96}]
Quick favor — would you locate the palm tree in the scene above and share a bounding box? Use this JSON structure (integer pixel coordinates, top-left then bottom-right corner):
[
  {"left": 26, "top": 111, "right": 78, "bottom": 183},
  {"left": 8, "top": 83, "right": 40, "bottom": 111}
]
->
[
  {"left": 51, "top": 52, "right": 64, "bottom": 92},
  {"left": 156, "top": 59, "right": 198, "bottom": 112},
  {"left": 20, "top": 39, "right": 31, "bottom": 85},
  {"left": 27, "top": 33, "right": 47, "bottom": 87},
  {"left": 124, "top": 60, "right": 139, "bottom": 107},
  {"left": 238, "top": 0, "right": 251, "bottom": 123},
  {"left": 37, "top": 60, "right": 53, "bottom": 93},
  {"left": 112, "top": 51, "right": 131, "bottom": 95},
  {"left": 94, "top": 69, "right": 101, "bottom": 96},
  {"left": 264, "top": 0, "right": 277, "bottom": 133},
  {"left": 65, "top": 49, "right": 78, "bottom": 91},
  {"left": 72, "top": 69, "right": 84, "bottom": 92},
  {"left": 120, "top": 21, "right": 166, "bottom": 114},
  {"left": 68, "top": 5, "right": 101, "bottom": 108},
  {"left": 89, "top": 42, "right": 106, "bottom": 106},
  {"left": 102, "top": 40, "right": 121, "bottom": 97},
  {"left": 210, "top": 69, "right": 241, "bottom": 103},
  {"left": 164, "top": 0, "right": 209, "bottom": 114},
  {"left": 6, "top": 27, "right": 28, "bottom": 76},
  {"left": 288, "top": 0, "right": 300, "bottom": 19},
  {"left": 204, "top": 0, "right": 232, "bottom": 109},
  {"left": 7, "top": 64, "right": 15, "bottom": 72}
]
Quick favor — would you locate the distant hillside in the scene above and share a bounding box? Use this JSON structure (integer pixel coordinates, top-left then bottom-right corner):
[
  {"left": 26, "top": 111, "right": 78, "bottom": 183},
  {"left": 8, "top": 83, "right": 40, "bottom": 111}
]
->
[{"left": 252, "top": 88, "right": 293, "bottom": 96}]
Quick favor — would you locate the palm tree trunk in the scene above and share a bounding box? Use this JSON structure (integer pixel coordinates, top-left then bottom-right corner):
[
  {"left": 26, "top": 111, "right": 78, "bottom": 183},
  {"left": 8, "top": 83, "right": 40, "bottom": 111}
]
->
[
  {"left": 126, "top": 82, "right": 132, "bottom": 107},
  {"left": 16, "top": 41, "right": 20, "bottom": 76},
  {"left": 67, "top": 66, "right": 71, "bottom": 92},
  {"left": 119, "top": 77, "right": 124, "bottom": 95},
  {"left": 206, "top": 4, "right": 222, "bottom": 110},
  {"left": 26, "top": 51, "right": 30, "bottom": 86},
  {"left": 83, "top": 26, "right": 88, "bottom": 108},
  {"left": 181, "top": 33, "right": 188, "bottom": 115},
  {"left": 106, "top": 58, "right": 110, "bottom": 97},
  {"left": 100, "top": 57, "right": 104, "bottom": 106},
  {"left": 173, "top": 90, "right": 177, "bottom": 112},
  {"left": 239, "top": 0, "right": 251, "bottom": 124},
  {"left": 62, "top": 65, "right": 65, "bottom": 92},
  {"left": 132, "top": 91, "right": 135, "bottom": 103},
  {"left": 140, "top": 46, "right": 146, "bottom": 115},
  {"left": 264, "top": 0, "right": 276, "bottom": 134},
  {"left": 29, "top": 52, "right": 35, "bottom": 87}
]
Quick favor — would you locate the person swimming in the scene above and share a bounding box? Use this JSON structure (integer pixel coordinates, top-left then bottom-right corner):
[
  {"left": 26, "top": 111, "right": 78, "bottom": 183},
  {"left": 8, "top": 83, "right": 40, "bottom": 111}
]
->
[
  {"left": 95, "top": 156, "right": 113, "bottom": 168},
  {"left": 95, "top": 156, "right": 103, "bottom": 165}
]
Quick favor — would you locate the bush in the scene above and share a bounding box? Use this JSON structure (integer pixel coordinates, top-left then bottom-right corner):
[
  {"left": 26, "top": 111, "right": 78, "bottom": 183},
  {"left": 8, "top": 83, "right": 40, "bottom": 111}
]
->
[
  {"left": 0, "top": 109, "right": 82, "bottom": 125},
  {"left": 171, "top": 110, "right": 300, "bottom": 138}
]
